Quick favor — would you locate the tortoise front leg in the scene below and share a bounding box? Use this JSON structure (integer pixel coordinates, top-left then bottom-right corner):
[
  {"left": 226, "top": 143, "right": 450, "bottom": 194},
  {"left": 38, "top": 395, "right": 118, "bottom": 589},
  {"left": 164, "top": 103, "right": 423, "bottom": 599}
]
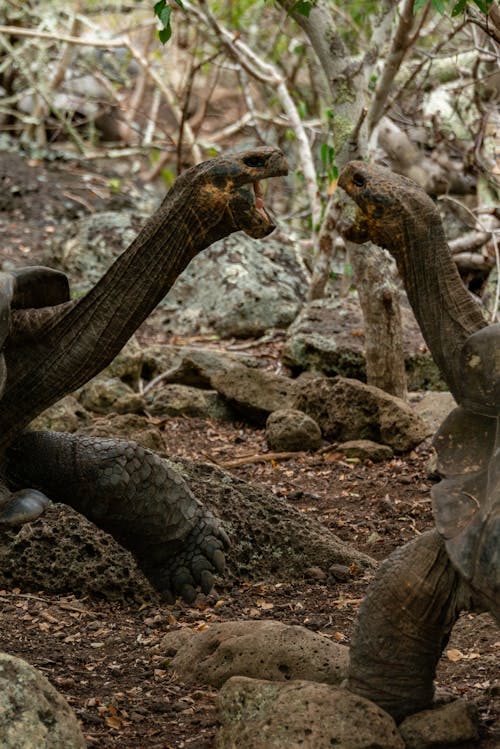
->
[
  {"left": 347, "top": 530, "right": 477, "bottom": 721},
  {"left": 7, "top": 431, "right": 229, "bottom": 603}
]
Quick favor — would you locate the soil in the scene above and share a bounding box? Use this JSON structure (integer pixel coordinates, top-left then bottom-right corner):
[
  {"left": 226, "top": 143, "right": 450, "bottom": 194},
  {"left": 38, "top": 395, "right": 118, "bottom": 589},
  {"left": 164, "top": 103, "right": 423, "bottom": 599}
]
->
[{"left": 0, "top": 150, "right": 498, "bottom": 749}]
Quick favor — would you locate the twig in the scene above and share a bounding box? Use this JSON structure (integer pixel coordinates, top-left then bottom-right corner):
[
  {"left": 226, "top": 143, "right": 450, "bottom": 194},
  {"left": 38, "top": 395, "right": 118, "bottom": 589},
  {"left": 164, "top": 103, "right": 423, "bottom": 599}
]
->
[
  {"left": 190, "top": 0, "right": 320, "bottom": 242},
  {"left": 368, "top": 0, "right": 417, "bottom": 131},
  {"left": 220, "top": 451, "right": 307, "bottom": 468},
  {"left": 0, "top": 592, "right": 91, "bottom": 614},
  {"left": 449, "top": 231, "right": 492, "bottom": 254}
]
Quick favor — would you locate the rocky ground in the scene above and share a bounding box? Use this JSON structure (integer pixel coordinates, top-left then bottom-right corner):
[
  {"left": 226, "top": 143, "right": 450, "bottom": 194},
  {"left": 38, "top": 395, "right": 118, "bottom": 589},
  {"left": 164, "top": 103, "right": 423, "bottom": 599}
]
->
[{"left": 0, "top": 149, "right": 498, "bottom": 748}]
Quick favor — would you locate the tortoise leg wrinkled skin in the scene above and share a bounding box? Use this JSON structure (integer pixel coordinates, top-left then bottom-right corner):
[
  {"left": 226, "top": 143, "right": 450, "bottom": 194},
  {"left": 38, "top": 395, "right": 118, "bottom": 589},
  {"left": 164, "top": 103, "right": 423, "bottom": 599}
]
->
[
  {"left": 6, "top": 431, "right": 229, "bottom": 603},
  {"left": 347, "top": 530, "right": 480, "bottom": 722}
]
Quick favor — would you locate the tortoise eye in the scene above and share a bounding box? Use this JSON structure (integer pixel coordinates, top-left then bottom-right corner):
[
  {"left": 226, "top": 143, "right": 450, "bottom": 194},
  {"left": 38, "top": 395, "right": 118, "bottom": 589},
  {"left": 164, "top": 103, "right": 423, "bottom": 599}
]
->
[
  {"left": 352, "top": 173, "right": 365, "bottom": 187},
  {"left": 244, "top": 155, "right": 267, "bottom": 168}
]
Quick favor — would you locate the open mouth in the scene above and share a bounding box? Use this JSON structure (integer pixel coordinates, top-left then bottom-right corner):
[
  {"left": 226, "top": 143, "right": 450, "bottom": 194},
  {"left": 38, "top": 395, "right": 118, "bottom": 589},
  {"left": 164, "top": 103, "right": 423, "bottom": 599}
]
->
[
  {"left": 236, "top": 180, "right": 276, "bottom": 239},
  {"left": 253, "top": 181, "right": 267, "bottom": 218}
]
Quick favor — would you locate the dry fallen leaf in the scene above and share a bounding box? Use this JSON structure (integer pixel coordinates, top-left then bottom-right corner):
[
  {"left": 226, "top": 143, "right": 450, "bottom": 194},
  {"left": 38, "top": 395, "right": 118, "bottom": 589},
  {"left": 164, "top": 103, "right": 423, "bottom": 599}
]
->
[
  {"left": 446, "top": 648, "right": 464, "bottom": 662},
  {"left": 105, "top": 715, "right": 122, "bottom": 730},
  {"left": 256, "top": 598, "right": 274, "bottom": 610}
]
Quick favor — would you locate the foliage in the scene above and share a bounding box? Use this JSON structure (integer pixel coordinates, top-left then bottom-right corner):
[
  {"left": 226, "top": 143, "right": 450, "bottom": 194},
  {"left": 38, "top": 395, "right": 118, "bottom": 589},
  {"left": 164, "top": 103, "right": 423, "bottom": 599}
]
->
[
  {"left": 154, "top": 0, "right": 185, "bottom": 43},
  {"left": 413, "top": 0, "right": 495, "bottom": 15}
]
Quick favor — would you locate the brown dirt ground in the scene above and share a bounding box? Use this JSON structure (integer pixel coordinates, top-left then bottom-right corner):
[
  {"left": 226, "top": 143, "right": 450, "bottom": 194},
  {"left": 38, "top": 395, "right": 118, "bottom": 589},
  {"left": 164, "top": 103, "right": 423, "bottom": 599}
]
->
[{"left": 0, "top": 151, "right": 498, "bottom": 748}]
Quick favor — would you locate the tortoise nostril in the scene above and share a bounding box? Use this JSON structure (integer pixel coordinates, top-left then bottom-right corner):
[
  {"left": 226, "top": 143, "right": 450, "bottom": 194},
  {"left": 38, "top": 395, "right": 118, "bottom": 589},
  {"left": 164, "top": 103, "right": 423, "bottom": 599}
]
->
[{"left": 352, "top": 172, "right": 365, "bottom": 187}]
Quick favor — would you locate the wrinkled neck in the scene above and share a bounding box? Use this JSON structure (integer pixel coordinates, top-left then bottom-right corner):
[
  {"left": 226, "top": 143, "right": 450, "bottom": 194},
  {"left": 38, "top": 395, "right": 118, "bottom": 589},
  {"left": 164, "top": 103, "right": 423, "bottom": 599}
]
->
[
  {"left": 393, "top": 213, "right": 486, "bottom": 402},
  {"left": 0, "top": 191, "right": 233, "bottom": 446}
]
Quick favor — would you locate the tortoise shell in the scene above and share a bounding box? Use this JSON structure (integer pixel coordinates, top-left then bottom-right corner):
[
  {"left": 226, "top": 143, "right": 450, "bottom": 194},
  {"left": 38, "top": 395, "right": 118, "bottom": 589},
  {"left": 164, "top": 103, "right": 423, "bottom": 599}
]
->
[
  {"left": 432, "top": 324, "right": 499, "bottom": 622},
  {"left": 0, "top": 266, "right": 70, "bottom": 397}
]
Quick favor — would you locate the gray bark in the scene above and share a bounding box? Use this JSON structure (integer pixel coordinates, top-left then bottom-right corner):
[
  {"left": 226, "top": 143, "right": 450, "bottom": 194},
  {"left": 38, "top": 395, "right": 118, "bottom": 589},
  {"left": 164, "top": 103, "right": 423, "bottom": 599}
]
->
[{"left": 278, "top": 0, "right": 407, "bottom": 397}]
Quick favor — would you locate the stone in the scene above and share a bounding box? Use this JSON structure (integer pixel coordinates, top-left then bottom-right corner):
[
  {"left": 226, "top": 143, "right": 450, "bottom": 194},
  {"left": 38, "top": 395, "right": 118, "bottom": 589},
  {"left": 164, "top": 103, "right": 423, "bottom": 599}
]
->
[
  {"left": 146, "top": 383, "right": 234, "bottom": 421},
  {"left": 211, "top": 366, "right": 293, "bottom": 424},
  {"left": 140, "top": 345, "right": 260, "bottom": 387},
  {"left": 0, "top": 504, "right": 156, "bottom": 604},
  {"left": 29, "top": 396, "right": 90, "bottom": 433},
  {"left": 328, "top": 563, "right": 352, "bottom": 582},
  {"left": 79, "top": 413, "right": 166, "bottom": 454},
  {"left": 102, "top": 336, "right": 144, "bottom": 389},
  {"left": 292, "top": 376, "right": 430, "bottom": 452},
  {"left": 265, "top": 408, "right": 322, "bottom": 451},
  {"left": 411, "top": 391, "right": 457, "bottom": 435},
  {"left": 0, "top": 652, "right": 86, "bottom": 748},
  {"left": 282, "top": 295, "right": 447, "bottom": 391},
  {"left": 216, "top": 677, "right": 405, "bottom": 749},
  {"left": 77, "top": 376, "right": 145, "bottom": 415},
  {"left": 337, "top": 439, "right": 394, "bottom": 462},
  {"left": 158, "top": 235, "right": 305, "bottom": 337},
  {"left": 49, "top": 209, "right": 146, "bottom": 295},
  {"left": 282, "top": 296, "right": 367, "bottom": 380},
  {"left": 160, "top": 620, "right": 348, "bottom": 687},
  {"left": 399, "top": 699, "right": 479, "bottom": 748}
]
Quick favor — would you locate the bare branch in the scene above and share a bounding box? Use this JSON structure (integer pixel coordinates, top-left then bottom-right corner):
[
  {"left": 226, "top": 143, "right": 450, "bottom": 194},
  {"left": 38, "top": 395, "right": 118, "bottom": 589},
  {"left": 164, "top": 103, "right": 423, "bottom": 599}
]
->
[{"left": 368, "top": 0, "right": 417, "bottom": 131}]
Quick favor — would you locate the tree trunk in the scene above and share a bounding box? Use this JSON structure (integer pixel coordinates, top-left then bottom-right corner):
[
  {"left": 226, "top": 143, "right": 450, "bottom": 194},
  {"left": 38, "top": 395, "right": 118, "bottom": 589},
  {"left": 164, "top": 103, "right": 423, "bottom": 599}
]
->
[
  {"left": 278, "top": 0, "right": 408, "bottom": 397},
  {"left": 349, "top": 242, "right": 407, "bottom": 399}
]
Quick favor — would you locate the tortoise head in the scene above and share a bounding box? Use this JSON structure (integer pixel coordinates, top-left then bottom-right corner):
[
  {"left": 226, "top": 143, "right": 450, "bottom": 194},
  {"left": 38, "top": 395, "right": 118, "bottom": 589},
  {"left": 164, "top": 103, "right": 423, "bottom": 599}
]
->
[
  {"left": 170, "top": 146, "right": 289, "bottom": 241},
  {"left": 337, "top": 160, "right": 439, "bottom": 257}
]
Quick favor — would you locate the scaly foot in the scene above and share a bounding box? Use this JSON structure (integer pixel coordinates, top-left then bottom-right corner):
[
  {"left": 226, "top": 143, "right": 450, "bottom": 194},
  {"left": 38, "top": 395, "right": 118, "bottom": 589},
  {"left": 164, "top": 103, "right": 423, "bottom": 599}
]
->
[{"left": 144, "top": 508, "right": 230, "bottom": 603}]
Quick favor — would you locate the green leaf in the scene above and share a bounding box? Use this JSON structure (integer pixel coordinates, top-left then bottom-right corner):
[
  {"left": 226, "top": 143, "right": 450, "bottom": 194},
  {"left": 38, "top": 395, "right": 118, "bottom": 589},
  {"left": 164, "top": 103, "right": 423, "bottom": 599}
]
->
[
  {"left": 154, "top": 0, "right": 166, "bottom": 16},
  {"left": 297, "top": 100, "right": 307, "bottom": 119},
  {"left": 413, "top": 0, "right": 427, "bottom": 13},
  {"left": 473, "top": 0, "right": 493, "bottom": 12},
  {"left": 158, "top": 25, "right": 172, "bottom": 44},
  {"left": 452, "top": 0, "right": 467, "bottom": 14},
  {"left": 320, "top": 142, "right": 329, "bottom": 167},
  {"left": 159, "top": 6, "right": 172, "bottom": 26},
  {"left": 431, "top": 0, "right": 446, "bottom": 13},
  {"left": 290, "top": 0, "right": 314, "bottom": 17},
  {"left": 174, "top": 0, "right": 185, "bottom": 7}
]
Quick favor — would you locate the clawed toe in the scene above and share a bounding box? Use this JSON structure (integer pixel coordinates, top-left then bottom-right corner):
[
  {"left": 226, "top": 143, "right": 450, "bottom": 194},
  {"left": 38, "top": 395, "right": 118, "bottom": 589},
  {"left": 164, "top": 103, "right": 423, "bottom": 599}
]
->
[
  {"left": 148, "top": 512, "right": 229, "bottom": 604},
  {"left": 0, "top": 489, "right": 51, "bottom": 526}
]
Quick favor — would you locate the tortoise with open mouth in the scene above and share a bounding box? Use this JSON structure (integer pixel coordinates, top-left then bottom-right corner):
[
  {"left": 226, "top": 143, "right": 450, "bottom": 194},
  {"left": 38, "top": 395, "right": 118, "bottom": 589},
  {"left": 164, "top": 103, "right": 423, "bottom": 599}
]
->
[{"left": 1, "top": 147, "right": 288, "bottom": 603}]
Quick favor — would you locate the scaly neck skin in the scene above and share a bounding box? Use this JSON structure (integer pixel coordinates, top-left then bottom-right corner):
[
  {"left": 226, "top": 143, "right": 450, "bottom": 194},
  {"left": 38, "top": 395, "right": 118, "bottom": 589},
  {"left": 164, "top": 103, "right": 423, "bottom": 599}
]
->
[
  {"left": 393, "top": 209, "right": 486, "bottom": 402},
  {"left": 0, "top": 188, "right": 232, "bottom": 448}
]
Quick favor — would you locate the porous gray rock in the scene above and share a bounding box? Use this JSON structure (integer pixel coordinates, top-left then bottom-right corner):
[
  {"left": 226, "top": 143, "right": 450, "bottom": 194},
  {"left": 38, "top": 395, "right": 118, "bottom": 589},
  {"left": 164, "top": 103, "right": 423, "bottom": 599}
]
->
[
  {"left": 265, "top": 408, "right": 322, "bottom": 451},
  {"left": 77, "top": 377, "right": 145, "bottom": 415},
  {"left": 158, "top": 235, "right": 305, "bottom": 337},
  {"left": 29, "top": 396, "right": 90, "bottom": 433},
  {"left": 282, "top": 296, "right": 447, "bottom": 391},
  {"left": 0, "top": 653, "right": 86, "bottom": 749},
  {"left": 411, "top": 391, "right": 457, "bottom": 435},
  {"left": 160, "top": 620, "right": 348, "bottom": 687},
  {"left": 282, "top": 297, "right": 367, "bottom": 380},
  {"left": 102, "top": 336, "right": 144, "bottom": 389},
  {"left": 140, "top": 345, "right": 259, "bottom": 387},
  {"left": 398, "top": 699, "right": 479, "bottom": 748},
  {"left": 79, "top": 413, "right": 166, "bottom": 454},
  {"left": 175, "top": 458, "right": 374, "bottom": 581},
  {"left": 0, "top": 504, "right": 157, "bottom": 603},
  {"left": 49, "top": 209, "right": 146, "bottom": 294},
  {"left": 216, "top": 677, "right": 405, "bottom": 749},
  {"left": 292, "top": 376, "right": 430, "bottom": 452},
  {"left": 146, "top": 383, "right": 234, "bottom": 421},
  {"left": 210, "top": 366, "right": 293, "bottom": 424},
  {"left": 337, "top": 439, "right": 394, "bottom": 462}
]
